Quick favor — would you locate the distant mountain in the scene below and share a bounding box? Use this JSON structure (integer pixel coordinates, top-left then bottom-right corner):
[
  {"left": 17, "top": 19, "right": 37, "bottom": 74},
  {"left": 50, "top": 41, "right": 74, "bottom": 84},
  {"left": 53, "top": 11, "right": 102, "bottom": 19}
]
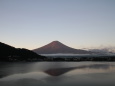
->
[
  {"left": 33, "top": 41, "right": 92, "bottom": 54},
  {"left": 0, "top": 42, "right": 46, "bottom": 61}
]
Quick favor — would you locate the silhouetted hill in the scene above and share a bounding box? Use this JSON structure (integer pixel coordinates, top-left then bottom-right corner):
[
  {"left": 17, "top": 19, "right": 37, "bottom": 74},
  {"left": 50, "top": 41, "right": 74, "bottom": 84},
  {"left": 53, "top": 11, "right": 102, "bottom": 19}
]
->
[
  {"left": 33, "top": 41, "right": 92, "bottom": 54},
  {"left": 0, "top": 42, "right": 46, "bottom": 62}
]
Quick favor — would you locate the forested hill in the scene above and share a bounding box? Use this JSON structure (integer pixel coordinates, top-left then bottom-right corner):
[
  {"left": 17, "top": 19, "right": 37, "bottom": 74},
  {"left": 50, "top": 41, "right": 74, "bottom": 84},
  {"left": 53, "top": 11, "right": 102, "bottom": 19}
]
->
[{"left": 0, "top": 42, "right": 46, "bottom": 62}]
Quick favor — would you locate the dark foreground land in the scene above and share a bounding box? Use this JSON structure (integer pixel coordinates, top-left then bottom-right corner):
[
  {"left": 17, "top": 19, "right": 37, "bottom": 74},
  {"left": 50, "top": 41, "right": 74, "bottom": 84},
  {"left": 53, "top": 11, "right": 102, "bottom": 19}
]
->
[
  {"left": 44, "top": 55, "right": 115, "bottom": 62},
  {"left": 1, "top": 55, "right": 115, "bottom": 62},
  {"left": 0, "top": 42, "right": 46, "bottom": 62}
]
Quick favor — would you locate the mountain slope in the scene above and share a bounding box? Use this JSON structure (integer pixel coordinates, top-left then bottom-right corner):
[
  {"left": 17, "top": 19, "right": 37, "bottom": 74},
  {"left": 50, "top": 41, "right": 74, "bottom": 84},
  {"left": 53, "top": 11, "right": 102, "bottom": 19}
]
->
[
  {"left": 0, "top": 42, "right": 46, "bottom": 61},
  {"left": 33, "top": 41, "right": 92, "bottom": 54}
]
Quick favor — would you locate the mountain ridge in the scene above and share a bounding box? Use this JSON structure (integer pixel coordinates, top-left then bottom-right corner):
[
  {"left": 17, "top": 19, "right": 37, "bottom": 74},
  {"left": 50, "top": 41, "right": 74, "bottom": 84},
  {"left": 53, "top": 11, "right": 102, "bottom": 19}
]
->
[{"left": 0, "top": 42, "right": 46, "bottom": 61}]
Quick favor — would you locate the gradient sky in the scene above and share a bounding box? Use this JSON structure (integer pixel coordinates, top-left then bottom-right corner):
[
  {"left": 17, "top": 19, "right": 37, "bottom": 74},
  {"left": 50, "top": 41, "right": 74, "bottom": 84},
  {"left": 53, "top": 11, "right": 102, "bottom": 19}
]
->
[{"left": 0, "top": 0, "right": 115, "bottom": 50}]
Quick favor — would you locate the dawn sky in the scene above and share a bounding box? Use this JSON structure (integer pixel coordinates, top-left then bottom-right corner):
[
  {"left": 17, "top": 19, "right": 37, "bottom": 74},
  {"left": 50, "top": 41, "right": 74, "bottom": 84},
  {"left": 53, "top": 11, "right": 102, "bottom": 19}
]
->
[{"left": 0, "top": 0, "right": 115, "bottom": 50}]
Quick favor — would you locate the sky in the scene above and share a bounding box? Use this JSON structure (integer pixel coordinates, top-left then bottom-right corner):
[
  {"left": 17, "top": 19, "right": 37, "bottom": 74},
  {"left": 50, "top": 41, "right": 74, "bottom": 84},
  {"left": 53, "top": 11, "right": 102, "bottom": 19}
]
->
[{"left": 0, "top": 0, "right": 115, "bottom": 50}]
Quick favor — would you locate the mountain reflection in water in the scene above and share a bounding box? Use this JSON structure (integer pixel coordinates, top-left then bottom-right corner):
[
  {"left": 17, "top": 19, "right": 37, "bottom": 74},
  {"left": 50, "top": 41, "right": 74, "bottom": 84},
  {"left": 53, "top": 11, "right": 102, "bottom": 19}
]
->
[
  {"left": 44, "top": 64, "right": 110, "bottom": 76},
  {"left": 0, "top": 62, "right": 115, "bottom": 86}
]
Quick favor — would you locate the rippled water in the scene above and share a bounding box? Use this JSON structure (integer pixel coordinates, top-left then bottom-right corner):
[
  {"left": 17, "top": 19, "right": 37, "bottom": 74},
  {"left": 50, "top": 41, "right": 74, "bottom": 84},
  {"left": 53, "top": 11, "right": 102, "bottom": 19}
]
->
[{"left": 0, "top": 62, "right": 115, "bottom": 86}]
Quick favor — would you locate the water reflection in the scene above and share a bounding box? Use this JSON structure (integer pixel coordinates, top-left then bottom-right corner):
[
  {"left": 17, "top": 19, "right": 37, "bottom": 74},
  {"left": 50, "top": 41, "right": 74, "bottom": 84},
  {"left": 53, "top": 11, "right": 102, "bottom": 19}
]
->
[
  {"left": 0, "top": 63, "right": 114, "bottom": 79},
  {"left": 0, "top": 62, "right": 115, "bottom": 86},
  {"left": 44, "top": 64, "right": 111, "bottom": 76}
]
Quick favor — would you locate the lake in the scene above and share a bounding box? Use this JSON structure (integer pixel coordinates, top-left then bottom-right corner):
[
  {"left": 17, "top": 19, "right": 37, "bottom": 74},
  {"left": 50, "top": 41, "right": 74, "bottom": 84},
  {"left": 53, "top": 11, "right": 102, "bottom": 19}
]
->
[{"left": 0, "top": 62, "right": 115, "bottom": 86}]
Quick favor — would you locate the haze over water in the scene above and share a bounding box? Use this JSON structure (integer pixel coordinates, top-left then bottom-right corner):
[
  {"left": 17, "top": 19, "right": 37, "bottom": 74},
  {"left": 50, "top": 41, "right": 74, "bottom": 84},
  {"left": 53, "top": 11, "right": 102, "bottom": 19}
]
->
[{"left": 0, "top": 62, "right": 115, "bottom": 86}]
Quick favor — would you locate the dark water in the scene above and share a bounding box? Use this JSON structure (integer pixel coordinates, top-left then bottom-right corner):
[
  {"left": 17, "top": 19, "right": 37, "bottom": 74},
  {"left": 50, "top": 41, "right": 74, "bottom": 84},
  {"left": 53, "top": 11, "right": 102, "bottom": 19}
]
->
[{"left": 0, "top": 62, "right": 115, "bottom": 86}]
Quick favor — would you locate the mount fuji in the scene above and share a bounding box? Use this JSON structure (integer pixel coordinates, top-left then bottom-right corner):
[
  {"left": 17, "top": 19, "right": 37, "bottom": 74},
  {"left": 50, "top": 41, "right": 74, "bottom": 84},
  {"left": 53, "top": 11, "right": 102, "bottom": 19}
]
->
[{"left": 33, "top": 41, "right": 92, "bottom": 54}]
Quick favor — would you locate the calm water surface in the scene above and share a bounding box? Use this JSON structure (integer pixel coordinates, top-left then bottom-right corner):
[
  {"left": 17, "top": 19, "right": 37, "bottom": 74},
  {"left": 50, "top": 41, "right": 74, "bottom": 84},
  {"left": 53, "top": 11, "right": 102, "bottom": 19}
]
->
[{"left": 0, "top": 62, "right": 115, "bottom": 86}]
